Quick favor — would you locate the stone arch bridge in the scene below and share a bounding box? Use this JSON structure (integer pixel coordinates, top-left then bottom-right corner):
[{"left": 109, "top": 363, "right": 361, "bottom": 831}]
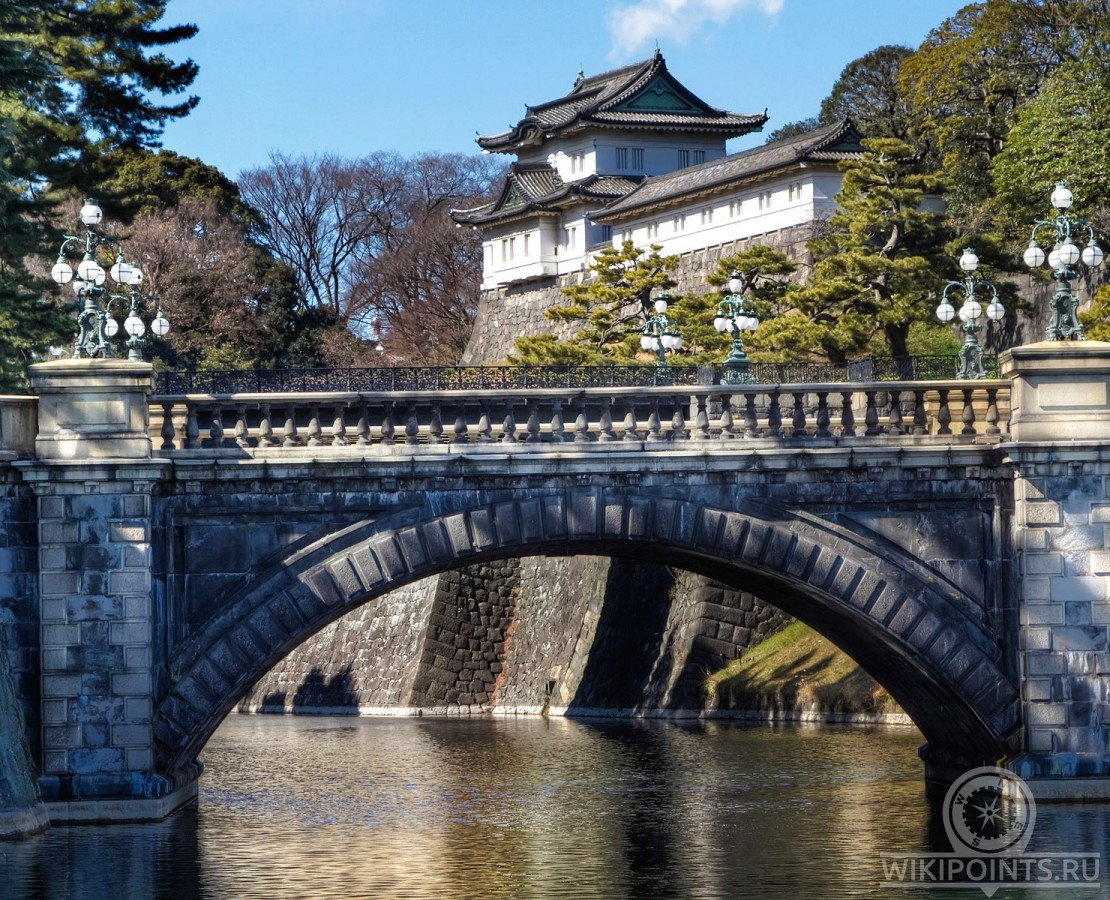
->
[{"left": 2, "top": 343, "right": 1110, "bottom": 826}]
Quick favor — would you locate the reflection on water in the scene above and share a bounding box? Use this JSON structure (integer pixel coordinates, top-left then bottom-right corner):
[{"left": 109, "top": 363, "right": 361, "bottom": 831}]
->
[{"left": 2, "top": 716, "right": 1108, "bottom": 899}]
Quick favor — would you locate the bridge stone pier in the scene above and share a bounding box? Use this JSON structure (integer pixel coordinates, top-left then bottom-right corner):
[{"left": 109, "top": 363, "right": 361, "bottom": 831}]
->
[{"left": 2, "top": 344, "right": 1110, "bottom": 831}]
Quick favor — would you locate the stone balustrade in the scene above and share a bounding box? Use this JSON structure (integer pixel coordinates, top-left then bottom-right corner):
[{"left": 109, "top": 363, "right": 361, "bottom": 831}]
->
[{"left": 152, "top": 380, "right": 1009, "bottom": 451}]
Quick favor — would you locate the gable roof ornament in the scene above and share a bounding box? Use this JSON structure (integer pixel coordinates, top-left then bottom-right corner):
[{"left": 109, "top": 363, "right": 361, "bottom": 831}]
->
[{"left": 477, "top": 52, "right": 766, "bottom": 154}]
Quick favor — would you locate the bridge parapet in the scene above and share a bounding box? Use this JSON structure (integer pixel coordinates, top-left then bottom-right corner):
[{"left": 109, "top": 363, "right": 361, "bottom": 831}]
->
[{"left": 152, "top": 380, "right": 1009, "bottom": 452}]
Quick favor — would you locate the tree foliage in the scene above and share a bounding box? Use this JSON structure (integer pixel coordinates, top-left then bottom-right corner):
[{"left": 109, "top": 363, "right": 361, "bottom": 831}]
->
[
  {"left": 240, "top": 151, "right": 501, "bottom": 363},
  {"left": 511, "top": 242, "right": 677, "bottom": 364},
  {"left": 819, "top": 45, "right": 914, "bottom": 139},
  {"left": 754, "top": 139, "right": 948, "bottom": 362}
]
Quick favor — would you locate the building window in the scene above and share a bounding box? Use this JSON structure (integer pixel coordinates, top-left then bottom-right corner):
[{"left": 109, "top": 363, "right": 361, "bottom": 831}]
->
[
  {"left": 616, "top": 147, "right": 628, "bottom": 170},
  {"left": 673, "top": 214, "right": 686, "bottom": 232},
  {"left": 620, "top": 228, "right": 633, "bottom": 243},
  {"left": 570, "top": 151, "right": 585, "bottom": 174},
  {"left": 677, "top": 149, "right": 690, "bottom": 167},
  {"left": 599, "top": 225, "right": 613, "bottom": 242},
  {"left": 788, "top": 182, "right": 803, "bottom": 202},
  {"left": 631, "top": 148, "right": 644, "bottom": 169},
  {"left": 648, "top": 222, "right": 660, "bottom": 239},
  {"left": 565, "top": 226, "right": 577, "bottom": 249},
  {"left": 522, "top": 233, "right": 530, "bottom": 257},
  {"left": 729, "top": 200, "right": 741, "bottom": 218},
  {"left": 701, "top": 207, "right": 713, "bottom": 226},
  {"left": 692, "top": 150, "right": 705, "bottom": 165},
  {"left": 758, "top": 191, "right": 773, "bottom": 210}
]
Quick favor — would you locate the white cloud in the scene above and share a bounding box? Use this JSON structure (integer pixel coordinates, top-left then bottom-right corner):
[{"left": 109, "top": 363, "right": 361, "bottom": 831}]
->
[{"left": 606, "top": 0, "right": 784, "bottom": 58}]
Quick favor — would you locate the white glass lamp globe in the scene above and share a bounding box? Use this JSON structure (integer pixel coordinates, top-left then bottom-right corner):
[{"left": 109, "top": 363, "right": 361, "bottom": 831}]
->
[
  {"left": 654, "top": 298, "right": 669, "bottom": 314},
  {"left": 1023, "top": 243, "right": 1046, "bottom": 268},
  {"left": 127, "top": 266, "right": 144, "bottom": 286},
  {"left": 1050, "top": 183, "right": 1074, "bottom": 211},
  {"left": 958, "top": 249, "right": 979, "bottom": 272},
  {"left": 79, "top": 201, "right": 103, "bottom": 228},
  {"left": 671, "top": 334, "right": 683, "bottom": 350},
  {"left": 124, "top": 314, "right": 145, "bottom": 337},
  {"left": 151, "top": 315, "right": 170, "bottom": 337},
  {"left": 1082, "top": 242, "right": 1104, "bottom": 268},
  {"left": 104, "top": 317, "right": 119, "bottom": 337},
  {"left": 51, "top": 259, "right": 74, "bottom": 284},
  {"left": 959, "top": 299, "right": 983, "bottom": 323},
  {"left": 728, "top": 275, "right": 743, "bottom": 295},
  {"left": 110, "top": 259, "right": 132, "bottom": 284},
  {"left": 986, "top": 300, "right": 1005, "bottom": 322},
  {"left": 713, "top": 316, "right": 727, "bottom": 332},
  {"left": 77, "top": 256, "right": 105, "bottom": 284},
  {"left": 640, "top": 335, "right": 651, "bottom": 351},
  {"left": 936, "top": 302, "right": 956, "bottom": 323},
  {"left": 1058, "top": 242, "right": 1081, "bottom": 266},
  {"left": 1047, "top": 247, "right": 1063, "bottom": 270}
]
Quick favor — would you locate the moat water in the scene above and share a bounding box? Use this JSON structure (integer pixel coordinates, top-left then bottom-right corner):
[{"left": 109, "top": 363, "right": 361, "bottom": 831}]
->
[{"left": 2, "top": 715, "right": 1108, "bottom": 899}]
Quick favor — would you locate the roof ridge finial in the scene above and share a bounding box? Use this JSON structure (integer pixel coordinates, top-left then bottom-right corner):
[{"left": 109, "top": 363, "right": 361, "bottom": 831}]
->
[
  {"left": 575, "top": 66, "right": 585, "bottom": 84},
  {"left": 654, "top": 43, "right": 661, "bottom": 59}
]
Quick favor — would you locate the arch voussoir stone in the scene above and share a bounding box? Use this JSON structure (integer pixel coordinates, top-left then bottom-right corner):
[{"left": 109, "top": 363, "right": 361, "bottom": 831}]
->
[{"left": 155, "top": 487, "right": 1021, "bottom": 780}]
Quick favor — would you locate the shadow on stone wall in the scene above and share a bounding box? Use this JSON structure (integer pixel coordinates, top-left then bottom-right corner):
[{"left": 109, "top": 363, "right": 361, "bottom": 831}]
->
[{"left": 291, "top": 665, "right": 359, "bottom": 712}]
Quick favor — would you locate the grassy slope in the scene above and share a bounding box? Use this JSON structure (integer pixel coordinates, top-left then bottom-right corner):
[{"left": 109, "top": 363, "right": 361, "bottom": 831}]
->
[{"left": 704, "top": 621, "right": 903, "bottom": 716}]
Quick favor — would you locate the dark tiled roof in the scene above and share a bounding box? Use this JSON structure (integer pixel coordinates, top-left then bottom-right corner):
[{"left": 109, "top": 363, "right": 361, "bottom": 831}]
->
[
  {"left": 593, "top": 119, "right": 863, "bottom": 221},
  {"left": 450, "top": 164, "right": 641, "bottom": 227},
  {"left": 478, "top": 51, "right": 766, "bottom": 153}
]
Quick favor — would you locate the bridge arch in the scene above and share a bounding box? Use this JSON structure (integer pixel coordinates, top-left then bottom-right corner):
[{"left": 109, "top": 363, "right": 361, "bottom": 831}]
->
[{"left": 154, "top": 486, "right": 1020, "bottom": 783}]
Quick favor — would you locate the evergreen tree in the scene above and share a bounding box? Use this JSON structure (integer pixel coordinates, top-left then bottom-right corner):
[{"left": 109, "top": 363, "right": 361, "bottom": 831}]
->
[
  {"left": 511, "top": 242, "right": 678, "bottom": 364},
  {"left": 755, "top": 139, "right": 948, "bottom": 362}
]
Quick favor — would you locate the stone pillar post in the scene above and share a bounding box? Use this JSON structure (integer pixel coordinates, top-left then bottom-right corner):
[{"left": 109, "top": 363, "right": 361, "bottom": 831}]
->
[
  {"left": 1001, "top": 341, "right": 1110, "bottom": 796},
  {"left": 16, "top": 360, "right": 187, "bottom": 821}
]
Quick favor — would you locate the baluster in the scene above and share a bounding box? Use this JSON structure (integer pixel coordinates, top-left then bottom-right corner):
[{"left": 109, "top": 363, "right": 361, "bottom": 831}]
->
[
  {"left": 355, "top": 405, "right": 372, "bottom": 445},
  {"left": 912, "top": 389, "right": 928, "bottom": 435},
  {"left": 306, "top": 405, "right": 323, "bottom": 446},
  {"left": 815, "top": 393, "right": 831, "bottom": 438},
  {"left": 429, "top": 404, "right": 444, "bottom": 444},
  {"left": 235, "top": 405, "right": 250, "bottom": 448},
  {"left": 599, "top": 398, "right": 618, "bottom": 442},
  {"left": 744, "top": 393, "right": 760, "bottom": 438},
  {"left": 525, "top": 402, "right": 542, "bottom": 443},
  {"left": 185, "top": 406, "right": 200, "bottom": 449},
  {"left": 500, "top": 409, "right": 518, "bottom": 444},
  {"left": 886, "top": 389, "right": 904, "bottom": 435},
  {"left": 452, "top": 405, "right": 469, "bottom": 444},
  {"left": 328, "top": 408, "right": 346, "bottom": 446},
  {"left": 258, "top": 403, "right": 277, "bottom": 447},
  {"left": 692, "top": 394, "right": 710, "bottom": 440},
  {"left": 838, "top": 391, "right": 856, "bottom": 438},
  {"left": 621, "top": 403, "right": 640, "bottom": 441},
  {"left": 550, "top": 401, "right": 566, "bottom": 442},
  {"left": 380, "top": 403, "right": 396, "bottom": 446},
  {"left": 986, "top": 388, "right": 1001, "bottom": 436},
  {"left": 574, "top": 400, "right": 590, "bottom": 443},
  {"left": 670, "top": 400, "right": 688, "bottom": 440},
  {"left": 864, "top": 391, "right": 880, "bottom": 436},
  {"left": 160, "top": 402, "right": 176, "bottom": 450},
  {"left": 282, "top": 406, "right": 300, "bottom": 447},
  {"left": 936, "top": 389, "right": 952, "bottom": 435},
  {"left": 647, "top": 400, "right": 664, "bottom": 442},
  {"left": 405, "top": 404, "right": 421, "bottom": 445},
  {"left": 209, "top": 407, "right": 225, "bottom": 448},
  {"left": 961, "top": 388, "right": 977, "bottom": 435},
  {"left": 767, "top": 391, "right": 782, "bottom": 438},
  {"left": 791, "top": 392, "right": 806, "bottom": 437},
  {"left": 718, "top": 393, "right": 736, "bottom": 439},
  {"left": 477, "top": 402, "right": 493, "bottom": 443}
]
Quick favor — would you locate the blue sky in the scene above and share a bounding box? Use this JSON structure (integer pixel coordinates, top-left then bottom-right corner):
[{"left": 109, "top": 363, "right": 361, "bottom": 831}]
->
[{"left": 158, "top": 0, "right": 968, "bottom": 179}]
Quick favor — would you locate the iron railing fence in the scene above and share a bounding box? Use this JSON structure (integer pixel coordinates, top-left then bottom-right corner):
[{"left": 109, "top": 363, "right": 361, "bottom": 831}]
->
[{"left": 155, "top": 355, "right": 1000, "bottom": 395}]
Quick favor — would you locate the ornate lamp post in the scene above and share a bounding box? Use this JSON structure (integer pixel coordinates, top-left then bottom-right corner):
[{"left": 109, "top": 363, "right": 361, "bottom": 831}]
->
[
  {"left": 50, "top": 199, "right": 169, "bottom": 360},
  {"left": 935, "top": 248, "right": 1004, "bottom": 379},
  {"left": 640, "top": 294, "right": 682, "bottom": 379},
  {"left": 713, "top": 270, "right": 760, "bottom": 384},
  {"left": 1023, "top": 182, "right": 1104, "bottom": 341}
]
